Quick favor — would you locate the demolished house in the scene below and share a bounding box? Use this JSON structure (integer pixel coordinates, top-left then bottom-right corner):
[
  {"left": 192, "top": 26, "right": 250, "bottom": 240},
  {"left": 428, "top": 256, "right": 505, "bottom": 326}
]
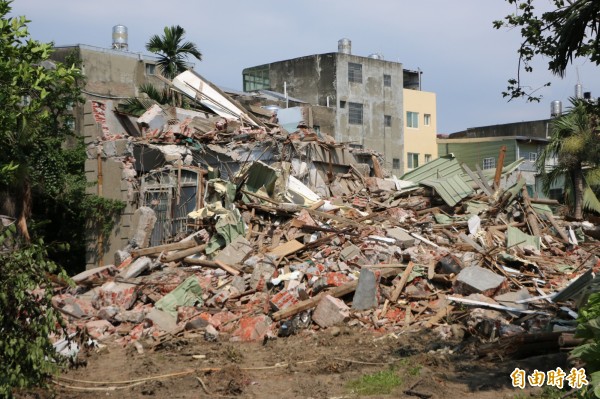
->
[{"left": 54, "top": 70, "right": 600, "bottom": 360}]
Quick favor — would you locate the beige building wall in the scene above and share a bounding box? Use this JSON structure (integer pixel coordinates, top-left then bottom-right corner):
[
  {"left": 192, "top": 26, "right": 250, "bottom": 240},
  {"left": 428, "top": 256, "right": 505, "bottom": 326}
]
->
[{"left": 402, "top": 89, "right": 437, "bottom": 171}]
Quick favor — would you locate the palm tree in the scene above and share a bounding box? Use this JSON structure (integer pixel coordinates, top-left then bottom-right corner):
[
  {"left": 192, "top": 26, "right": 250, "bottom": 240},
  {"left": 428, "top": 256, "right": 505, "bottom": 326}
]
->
[
  {"left": 119, "top": 83, "right": 171, "bottom": 116},
  {"left": 146, "top": 25, "right": 202, "bottom": 80},
  {"left": 536, "top": 98, "right": 600, "bottom": 219}
]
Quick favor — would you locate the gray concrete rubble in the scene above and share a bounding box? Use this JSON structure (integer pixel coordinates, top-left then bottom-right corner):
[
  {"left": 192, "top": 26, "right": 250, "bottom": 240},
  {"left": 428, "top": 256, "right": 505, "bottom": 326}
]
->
[
  {"left": 48, "top": 70, "right": 600, "bottom": 358},
  {"left": 454, "top": 266, "right": 507, "bottom": 297},
  {"left": 352, "top": 269, "right": 379, "bottom": 310},
  {"left": 129, "top": 207, "right": 157, "bottom": 249}
]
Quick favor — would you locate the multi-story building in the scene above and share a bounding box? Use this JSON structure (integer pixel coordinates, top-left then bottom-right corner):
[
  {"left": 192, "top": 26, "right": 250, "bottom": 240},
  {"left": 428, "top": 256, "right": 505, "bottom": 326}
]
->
[
  {"left": 52, "top": 43, "right": 161, "bottom": 98},
  {"left": 242, "top": 39, "right": 437, "bottom": 174},
  {"left": 50, "top": 34, "right": 163, "bottom": 268}
]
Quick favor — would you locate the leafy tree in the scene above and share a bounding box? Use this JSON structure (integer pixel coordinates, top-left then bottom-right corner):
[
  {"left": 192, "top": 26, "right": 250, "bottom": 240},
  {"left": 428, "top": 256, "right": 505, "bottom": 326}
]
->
[
  {"left": 0, "top": 0, "right": 84, "bottom": 241},
  {"left": 536, "top": 98, "right": 600, "bottom": 219},
  {"left": 494, "top": 0, "right": 600, "bottom": 101},
  {"left": 146, "top": 25, "right": 202, "bottom": 80}
]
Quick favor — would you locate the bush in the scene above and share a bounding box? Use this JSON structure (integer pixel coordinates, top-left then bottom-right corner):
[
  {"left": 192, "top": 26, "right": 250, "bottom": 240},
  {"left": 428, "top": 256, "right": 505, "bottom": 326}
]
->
[
  {"left": 0, "top": 225, "right": 69, "bottom": 397},
  {"left": 572, "top": 292, "right": 600, "bottom": 397}
]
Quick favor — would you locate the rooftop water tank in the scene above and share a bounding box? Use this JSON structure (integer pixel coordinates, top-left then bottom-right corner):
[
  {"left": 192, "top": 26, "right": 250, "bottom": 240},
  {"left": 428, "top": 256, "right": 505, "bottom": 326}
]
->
[
  {"left": 338, "top": 38, "right": 351, "bottom": 55},
  {"left": 112, "top": 25, "right": 128, "bottom": 51},
  {"left": 368, "top": 53, "right": 384, "bottom": 60},
  {"left": 575, "top": 83, "right": 583, "bottom": 99},
  {"left": 551, "top": 100, "right": 562, "bottom": 117}
]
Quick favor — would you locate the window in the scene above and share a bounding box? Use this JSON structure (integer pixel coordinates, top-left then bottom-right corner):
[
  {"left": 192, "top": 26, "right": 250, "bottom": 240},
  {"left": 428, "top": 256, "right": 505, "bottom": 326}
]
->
[
  {"left": 483, "top": 157, "right": 496, "bottom": 170},
  {"left": 348, "top": 102, "right": 363, "bottom": 124},
  {"left": 145, "top": 63, "right": 156, "bottom": 75},
  {"left": 339, "top": 100, "right": 346, "bottom": 109},
  {"left": 348, "top": 62, "right": 362, "bottom": 83},
  {"left": 383, "top": 74, "right": 391, "bottom": 87},
  {"left": 529, "top": 152, "right": 538, "bottom": 162},
  {"left": 424, "top": 114, "right": 431, "bottom": 126},
  {"left": 243, "top": 65, "right": 270, "bottom": 91},
  {"left": 393, "top": 158, "right": 400, "bottom": 169},
  {"left": 384, "top": 115, "right": 392, "bottom": 127},
  {"left": 549, "top": 188, "right": 563, "bottom": 201},
  {"left": 406, "top": 111, "right": 419, "bottom": 128},
  {"left": 425, "top": 154, "right": 432, "bottom": 163},
  {"left": 407, "top": 153, "right": 419, "bottom": 169}
]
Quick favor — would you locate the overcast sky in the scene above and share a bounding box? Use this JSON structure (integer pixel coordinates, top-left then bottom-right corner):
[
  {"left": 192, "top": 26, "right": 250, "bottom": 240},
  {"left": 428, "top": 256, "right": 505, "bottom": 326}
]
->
[{"left": 10, "top": 0, "right": 599, "bottom": 134}]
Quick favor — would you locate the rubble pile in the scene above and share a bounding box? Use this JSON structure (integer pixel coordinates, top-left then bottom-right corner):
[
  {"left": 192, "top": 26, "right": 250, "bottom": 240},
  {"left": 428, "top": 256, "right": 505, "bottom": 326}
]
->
[{"left": 52, "top": 71, "right": 600, "bottom": 357}]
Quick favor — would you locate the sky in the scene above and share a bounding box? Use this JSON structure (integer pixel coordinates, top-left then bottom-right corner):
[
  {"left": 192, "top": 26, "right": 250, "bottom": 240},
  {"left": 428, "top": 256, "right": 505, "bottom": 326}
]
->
[{"left": 9, "top": 0, "right": 599, "bottom": 134}]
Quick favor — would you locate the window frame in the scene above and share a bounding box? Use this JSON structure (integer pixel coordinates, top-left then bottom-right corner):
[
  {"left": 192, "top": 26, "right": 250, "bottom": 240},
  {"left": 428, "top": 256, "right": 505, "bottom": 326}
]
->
[
  {"left": 407, "top": 152, "right": 419, "bottom": 169},
  {"left": 424, "top": 154, "right": 432, "bottom": 163},
  {"left": 483, "top": 157, "right": 496, "bottom": 170},
  {"left": 424, "top": 113, "right": 431, "bottom": 126},
  {"left": 383, "top": 74, "right": 391, "bottom": 87},
  {"left": 348, "top": 62, "right": 363, "bottom": 83},
  {"left": 406, "top": 111, "right": 419, "bottom": 128},
  {"left": 145, "top": 63, "right": 156, "bottom": 76},
  {"left": 384, "top": 114, "right": 392, "bottom": 127},
  {"left": 528, "top": 152, "right": 538, "bottom": 162},
  {"left": 348, "top": 102, "right": 363, "bottom": 125}
]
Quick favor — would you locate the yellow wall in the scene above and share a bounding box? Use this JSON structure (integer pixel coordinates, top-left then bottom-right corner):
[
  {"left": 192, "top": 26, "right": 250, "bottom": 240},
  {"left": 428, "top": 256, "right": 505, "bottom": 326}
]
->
[{"left": 403, "top": 89, "right": 437, "bottom": 171}]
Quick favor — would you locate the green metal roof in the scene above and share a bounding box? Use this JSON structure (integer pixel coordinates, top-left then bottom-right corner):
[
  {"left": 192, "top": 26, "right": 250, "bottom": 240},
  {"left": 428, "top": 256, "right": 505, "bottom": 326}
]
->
[
  {"left": 400, "top": 155, "right": 463, "bottom": 184},
  {"left": 401, "top": 154, "right": 525, "bottom": 190},
  {"left": 421, "top": 174, "right": 474, "bottom": 206}
]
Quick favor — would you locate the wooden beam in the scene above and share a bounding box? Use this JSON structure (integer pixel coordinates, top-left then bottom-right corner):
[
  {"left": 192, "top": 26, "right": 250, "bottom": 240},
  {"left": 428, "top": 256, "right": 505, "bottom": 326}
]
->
[
  {"left": 544, "top": 211, "right": 570, "bottom": 243},
  {"left": 390, "top": 262, "right": 415, "bottom": 302},
  {"left": 184, "top": 257, "right": 240, "bottom": 276},
  {"left": 131, "top": 239, "right": 198, "bottom": 258},
  {"left": 530, "top": 197, "right": 560, "bottom": 205},
  {"left": 161, "top": 244, "right": 207, "bottom": 263},
  {"left": 493, "top": 145, "right": 507, "bottom": 190},
  {"left": 371, "top": 155, "right": 384, "bottom": 178},
  {"left": 521, "top": 186, "right": 541, "bottom": 237}
]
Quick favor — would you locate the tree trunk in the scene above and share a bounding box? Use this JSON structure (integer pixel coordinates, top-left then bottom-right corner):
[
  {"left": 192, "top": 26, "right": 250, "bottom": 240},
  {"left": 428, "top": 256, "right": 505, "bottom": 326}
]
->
[
  {"left": 572, "top": 165, "right": 584, "bottom": 220},
  {"left": 14, "top": 179, "right": 32, "bottom": 242}
]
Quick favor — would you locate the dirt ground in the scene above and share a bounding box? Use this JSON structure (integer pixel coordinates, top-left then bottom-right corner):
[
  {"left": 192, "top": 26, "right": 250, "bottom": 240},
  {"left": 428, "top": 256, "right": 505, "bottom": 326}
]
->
[{"left": 31, "top": 326, "right": 571, "bottom": 399}]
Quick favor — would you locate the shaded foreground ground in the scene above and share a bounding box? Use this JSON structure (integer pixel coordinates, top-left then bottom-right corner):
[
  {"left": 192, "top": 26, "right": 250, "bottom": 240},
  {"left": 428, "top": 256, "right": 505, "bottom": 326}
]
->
[{"left": 40, "top": 328, "right": 569, "bottom": 399}]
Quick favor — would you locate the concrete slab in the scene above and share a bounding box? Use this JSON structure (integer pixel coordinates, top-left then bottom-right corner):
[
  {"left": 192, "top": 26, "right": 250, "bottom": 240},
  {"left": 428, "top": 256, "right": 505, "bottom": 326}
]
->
[
  {"left": 145, "top": 308, "right": 177, "bottom": 332},
  {"left": 313, "top": 295, "right": 350, "bottom": 328},
  {"left": 118, "top": 256, "right": 151, "bottom": 279},
  {"left": 494, "top": 288, "right": 531, "bottom": 311},
  {"left": 352, "top": 269, "right": 378, "bottom": 310},
  {"left": 453, "top": 266, "right": 507, "bottom": 297},
  {"left": 214, "top": 236, "right": 253, "bottom": 265},
  {"left": 129, "top": 207, "right": 157, "bottom": 248},
  {"left": 386, "top": 228, "right": 415, "bottom": 248}
]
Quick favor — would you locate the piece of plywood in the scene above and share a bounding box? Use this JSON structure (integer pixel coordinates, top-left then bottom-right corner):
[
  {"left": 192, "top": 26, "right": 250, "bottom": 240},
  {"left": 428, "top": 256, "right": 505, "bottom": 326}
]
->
[{"left": 267, "top": 239, "right": 305, "bottom": 258}]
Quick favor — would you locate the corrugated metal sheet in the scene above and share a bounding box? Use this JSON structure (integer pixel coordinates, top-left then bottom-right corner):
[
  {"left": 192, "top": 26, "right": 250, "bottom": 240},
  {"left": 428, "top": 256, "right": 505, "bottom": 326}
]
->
[
  {"left": 506, "top": 226, "right": 540, "bottom": 250},
  {"left": 401, "top": 154, "right": 525, "bottom": 197},
  {"left": 421, "top": 174, "right": 474, "bottom": 206},
  {"left": 400, "top": 155, "right": 463, "bottom": 183}
]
